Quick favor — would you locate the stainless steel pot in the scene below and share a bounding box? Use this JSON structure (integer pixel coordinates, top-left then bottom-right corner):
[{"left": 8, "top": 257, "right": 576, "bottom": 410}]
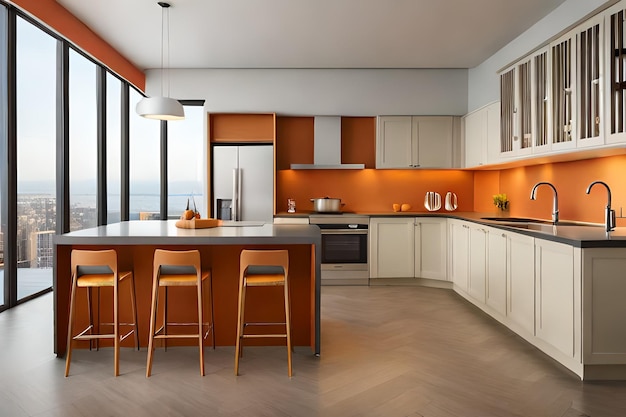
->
[{"left": 310, "top": 197, "right": 343, "bottom": 213}]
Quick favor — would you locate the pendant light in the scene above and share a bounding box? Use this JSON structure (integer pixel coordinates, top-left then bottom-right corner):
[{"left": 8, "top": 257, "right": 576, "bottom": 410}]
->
[{"left": 136, "top": 2, "right": 185, "bottom": 121}]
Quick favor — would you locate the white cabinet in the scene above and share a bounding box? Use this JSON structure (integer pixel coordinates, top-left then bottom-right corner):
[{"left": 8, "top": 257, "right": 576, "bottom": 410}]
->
[
  {"left": 449, "top": 220, "right": 487, "bottom": 302},
  {"left": 415, "top": 217, "right": 447, "bottom": 281},
  {"left": 376, "top": 116, "right": 456, "bottom": 169},
  {"left": 448, "top": 220, "right": 469, "bottom": 292},
  {"left": 582, "top": 248, "right": 626, "bottom": 365},
  {"left": 486, "top": 228, "right": 507, "bottom": 316},
  {"left": 369, "top": 217, "right": 415, "bottom": 278},
  {"left": 468, "top": 225, "right": 487, "bottom": 303},
  {"left": 370, "top": 217, "right": 447, "bottom": 280},
  {"left": 507, "top": 232, "right": 535, "bottom": 335},
  {"left": 464, "top": 102, "right": 502, "bottom": 167},
  {"left": 535, "top": 239, "right": 580, "bottom": 362}
]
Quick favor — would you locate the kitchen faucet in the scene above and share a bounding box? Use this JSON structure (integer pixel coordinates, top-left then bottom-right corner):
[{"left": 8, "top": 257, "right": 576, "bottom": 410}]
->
[
  {"left": 585, "top": 181, "right": 616, "bottom": 232},
  {"left": 530, "top": 182, "right": 559, "bottom": 224}
]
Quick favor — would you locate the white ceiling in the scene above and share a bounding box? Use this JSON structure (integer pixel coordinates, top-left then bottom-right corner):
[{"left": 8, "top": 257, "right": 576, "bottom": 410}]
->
[{"left": 56, "top": 0, "right": 568, "bottom": 71}]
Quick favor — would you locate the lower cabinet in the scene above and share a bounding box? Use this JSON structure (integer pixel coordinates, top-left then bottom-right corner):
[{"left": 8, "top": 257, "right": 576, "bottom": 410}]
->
[
  {"left": 468, "top": 225, "right": 487, "bottom": 303},
  {"left": 535, "top": 239, "right": 580, "bottom": 362},
  {"left": 448, "top": 220, "right": 469, "bottom": 291},
  {"left": 370, "top": 217, "right": 447, "bottom": 280},
  {"left": 415, "top": 218, "right": 447, "bottom": 280},
  {"left": 506, "top": 231, "right": 535, "bottom": 336},
  {"left": 582, "top": 248, "right": 626, "bottom": 367},
  {"left": 369, "top": 217, "right": 415, "bottom": 278},
  {"left": 486, "top": 228, "right": 507, "bottom": 316}
]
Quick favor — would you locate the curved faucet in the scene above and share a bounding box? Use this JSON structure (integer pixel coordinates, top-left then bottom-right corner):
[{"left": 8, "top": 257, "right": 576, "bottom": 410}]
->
[
  {"left": 585, "top": 181, "right": 616, "bottom": 232},
  {"left": 530, "top": 182, "right": 559, "bottom": 224}
]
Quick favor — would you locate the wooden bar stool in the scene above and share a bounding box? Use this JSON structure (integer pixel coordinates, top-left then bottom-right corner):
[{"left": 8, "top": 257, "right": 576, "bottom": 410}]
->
[
  {"left": 235, "top": 249, "right": 292, "bottom": 377},
  {"left": 65, "top": 249, "right": 139, "bottom": 377},
  {"left": 146, "top": 249, "right": 215, "bottom": 377}
]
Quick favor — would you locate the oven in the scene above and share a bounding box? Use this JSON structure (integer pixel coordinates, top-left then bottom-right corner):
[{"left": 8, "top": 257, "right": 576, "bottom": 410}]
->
[{"left": 309, "top": 214, "right": 369, "bottom": 285}]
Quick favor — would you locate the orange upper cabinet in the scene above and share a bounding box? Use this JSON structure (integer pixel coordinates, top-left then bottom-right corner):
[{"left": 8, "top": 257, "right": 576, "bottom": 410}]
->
[{"left": 208, "top": 113, "right": 276, "bottom": 144}]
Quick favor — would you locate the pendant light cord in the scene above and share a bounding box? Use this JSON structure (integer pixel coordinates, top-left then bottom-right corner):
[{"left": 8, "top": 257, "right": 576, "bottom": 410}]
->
[{"left": 158, "top": 2, "right": 171, "bottom": 98}]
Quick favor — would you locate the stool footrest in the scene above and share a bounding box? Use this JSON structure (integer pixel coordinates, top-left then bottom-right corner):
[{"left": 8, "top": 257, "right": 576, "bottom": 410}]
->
[
  {"left": 74, "top": 334, "right": 115, "bottom": 340},
  {"left": 242, "top": 334, "right": 287, "bottom": 339}
]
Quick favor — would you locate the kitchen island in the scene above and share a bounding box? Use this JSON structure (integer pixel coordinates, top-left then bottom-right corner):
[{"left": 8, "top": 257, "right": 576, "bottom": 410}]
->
[{"left": 53, "top": 220, "right": 322, "bottom": 356}]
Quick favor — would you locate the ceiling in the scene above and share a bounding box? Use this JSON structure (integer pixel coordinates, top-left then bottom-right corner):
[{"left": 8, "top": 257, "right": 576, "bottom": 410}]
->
[{"left": 56, "top": 0, "right": 568, "bottom": 71}]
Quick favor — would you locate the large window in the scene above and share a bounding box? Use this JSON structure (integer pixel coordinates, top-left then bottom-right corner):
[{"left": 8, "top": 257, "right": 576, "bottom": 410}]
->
[
  {"left": 69, "top": 49, "right": 97, "bottom": 231},
  {"left": 0, "top": 4, "right": 6, "bottom": 307},
  {"left": 167, "top": 105, "right": 204, "bottom": 218},
  {"left": 15, "top": 16, "right": 56, "bottom": 300},
  {"left": 129, "top": 88, "right": 160, "bottom": 220},
  {"left": 106, "top": 73, "right": 122, "bottom": 223}
]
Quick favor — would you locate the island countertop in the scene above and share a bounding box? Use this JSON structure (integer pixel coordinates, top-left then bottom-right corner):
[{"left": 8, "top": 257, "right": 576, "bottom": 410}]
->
[
  {"left": 54, "top": 220, "right": 321, "bottom": 246},
  {"left": 53, "top": 220, "right": 322, "bottom": 356}
]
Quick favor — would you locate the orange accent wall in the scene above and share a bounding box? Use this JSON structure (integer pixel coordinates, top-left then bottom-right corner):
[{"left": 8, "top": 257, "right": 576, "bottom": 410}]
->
[
  {"left": 11, "top": 0, "right": 145, "bottom": 90},
  {"left": 276, "top": 169, "right": 474, "bottom": 213},
  {"left": 474, "top": 154, "right": 626, "bottom": 225}
]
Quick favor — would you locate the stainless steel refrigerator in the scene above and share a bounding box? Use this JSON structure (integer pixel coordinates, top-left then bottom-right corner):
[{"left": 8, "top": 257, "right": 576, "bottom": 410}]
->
[{"left": 212, "top": 145, "right": 274, "bottom": 223}]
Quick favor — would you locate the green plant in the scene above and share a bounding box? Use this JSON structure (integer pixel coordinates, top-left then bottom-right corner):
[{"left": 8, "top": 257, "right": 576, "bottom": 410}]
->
[{"left": 493, "top": 193, "right": 509, "bottom": 210}]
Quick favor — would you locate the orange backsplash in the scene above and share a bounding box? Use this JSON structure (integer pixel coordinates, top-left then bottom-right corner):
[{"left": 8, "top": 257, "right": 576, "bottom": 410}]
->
[
  {"left": 474, "top": 154, "right": 626, "bottom": 224},
  {"left": 277, "top": 154, "right": 626, "bottom": 223},
  {"left": 276, "top": 169, "right": 474, "bottom": 214}
]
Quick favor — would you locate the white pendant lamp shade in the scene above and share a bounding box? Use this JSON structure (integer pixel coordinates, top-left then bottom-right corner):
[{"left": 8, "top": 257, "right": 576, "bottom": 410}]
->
[
  {"left": 137, "top": 2, "right": 185, "bottom": 121},
  {"left": 136, "top": 96, "right": 184, "bottom": 121}
]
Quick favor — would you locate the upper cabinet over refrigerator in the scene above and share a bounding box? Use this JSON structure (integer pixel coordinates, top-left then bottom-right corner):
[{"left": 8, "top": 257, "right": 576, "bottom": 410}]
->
[{"left": 212, "top": 145, "right": 274, "bottom": 223}]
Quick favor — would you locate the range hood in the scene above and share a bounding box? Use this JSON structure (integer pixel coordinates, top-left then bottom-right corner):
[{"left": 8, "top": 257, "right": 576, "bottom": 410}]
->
[{"left": 290, "top": 116, "right": 365, "bottom": 170}]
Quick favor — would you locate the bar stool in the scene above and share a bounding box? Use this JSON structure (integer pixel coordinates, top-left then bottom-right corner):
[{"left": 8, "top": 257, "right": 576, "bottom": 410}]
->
[
  {"left": 235, "top": 249, "right": 291, "bottom": 377},
  {"left": 146, "top": 249, "right": 215, "bottom": 377},
  {"left": 64, "top": 249, "right": 139, "bottom": 377}
]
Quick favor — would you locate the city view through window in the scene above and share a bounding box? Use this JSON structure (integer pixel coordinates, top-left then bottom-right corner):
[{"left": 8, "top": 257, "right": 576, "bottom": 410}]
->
[{"left": 1, "top": 13, "right": 204, "bottom": 305}]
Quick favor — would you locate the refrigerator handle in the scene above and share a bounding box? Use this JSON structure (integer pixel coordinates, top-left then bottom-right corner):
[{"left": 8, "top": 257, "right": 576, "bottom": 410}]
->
[
  {"left": 236, "top": 168, "right": 242, "bottom": 220},
  {"left": 232, "top": 168, "right": 238, "bottom": 221}
]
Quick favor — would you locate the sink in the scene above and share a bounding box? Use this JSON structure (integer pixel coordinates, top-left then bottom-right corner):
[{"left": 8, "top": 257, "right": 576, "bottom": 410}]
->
[
  {"left": 481, "top": 217, "right": 549, "bottom": 223},
  {"left": 480, "top": 217, "right": 601, "bottom": 230}
]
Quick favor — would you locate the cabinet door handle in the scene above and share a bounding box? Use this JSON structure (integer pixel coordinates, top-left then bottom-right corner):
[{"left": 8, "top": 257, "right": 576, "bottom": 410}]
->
[{"left": 501, "top": 233, "right": 506, "bottom": 238}]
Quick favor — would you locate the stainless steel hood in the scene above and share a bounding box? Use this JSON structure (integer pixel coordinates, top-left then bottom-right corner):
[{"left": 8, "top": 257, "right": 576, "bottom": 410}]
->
[{"left": 290, "top": 116, "right": 365, "bottom": 170}]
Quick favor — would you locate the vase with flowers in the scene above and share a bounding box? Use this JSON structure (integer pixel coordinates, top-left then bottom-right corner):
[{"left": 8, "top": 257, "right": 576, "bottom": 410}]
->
[{"left": 493, "top": 193, "right": 509, "bottom": 211}]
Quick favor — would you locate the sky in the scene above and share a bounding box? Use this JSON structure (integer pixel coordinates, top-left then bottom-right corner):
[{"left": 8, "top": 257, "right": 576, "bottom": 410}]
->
[{"left": 14, "top": 16, "right": 204, "bottom": 190}]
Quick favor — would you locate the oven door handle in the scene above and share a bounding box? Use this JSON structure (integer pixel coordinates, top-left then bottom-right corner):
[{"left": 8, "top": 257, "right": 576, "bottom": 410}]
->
[{"left": 320, "top": 229, "right": 368, "bottom": 235}]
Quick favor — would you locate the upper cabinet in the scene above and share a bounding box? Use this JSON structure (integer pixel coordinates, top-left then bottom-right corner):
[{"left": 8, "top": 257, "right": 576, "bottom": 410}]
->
[
  {"left": 606, "top": 3, "right": 626, "bottom": 144},
  {"left": 576, "top": 15, "right": 603, "bottom": 148},
  {"left": 464, "top": 101, "right": 500, "bottom": 168},
  {"left": 377, "top": 116, "right": 459, "bottom": 169},
  {"left": 479, "top": 3, "right": 624, "bottom": 167}
]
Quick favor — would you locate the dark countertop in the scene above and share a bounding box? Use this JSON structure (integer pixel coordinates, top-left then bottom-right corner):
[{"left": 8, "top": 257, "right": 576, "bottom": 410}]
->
[
  {"left": 276, "top": 211, "right": 626, "bottom": 248},
  {"left": 54, "top": 220, "right": 321, "bottom": 246}
]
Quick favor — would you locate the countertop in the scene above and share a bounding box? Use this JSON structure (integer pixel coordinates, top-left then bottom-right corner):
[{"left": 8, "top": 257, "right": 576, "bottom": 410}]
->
[
  {"left": 276, "top": 211, "right": 626, "bottom": 248},
  {"left": 54, "top": 220, "right": 321, "bottom": 246}
]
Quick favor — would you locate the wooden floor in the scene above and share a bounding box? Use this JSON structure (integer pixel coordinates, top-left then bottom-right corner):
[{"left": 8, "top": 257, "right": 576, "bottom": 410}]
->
[{"left": 1, "top": 286, "right": 626, "bottom": 416}]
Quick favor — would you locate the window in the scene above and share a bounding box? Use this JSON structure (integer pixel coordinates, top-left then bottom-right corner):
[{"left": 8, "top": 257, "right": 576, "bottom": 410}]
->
[
  {"left": 106, "top": 73, "right": 122, "bottom": 223},
  {"left": 69, "top": 49, "right": 97, "bottom": 231},
  {"left": 129, "top": 88, "right": 160, "bottom": 220},
  {"left": 0, "top": 4, "right": 6, "bottom": 307},
  {"left": 15, "top": 16, "right": 56, "bottom": 300},
  {"left": 167, "top": 105, "right": 204, "bottom": 218}
]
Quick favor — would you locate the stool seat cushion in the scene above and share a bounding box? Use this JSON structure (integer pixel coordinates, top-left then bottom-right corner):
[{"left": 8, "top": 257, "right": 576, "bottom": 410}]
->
[
  {"left": 159, "top": 270, "right": 210, "bottom": 287},
  {"left": 77, "top": 270, "right": 133, "bottom": 287}
]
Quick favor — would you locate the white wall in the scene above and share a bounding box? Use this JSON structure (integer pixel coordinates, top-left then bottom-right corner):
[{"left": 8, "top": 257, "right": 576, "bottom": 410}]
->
[
  {"left": 468, "top": 0, "right": 614, "bottom": 112},
  {"left": 145, "top": 68, "right": 468, "bottom": 116}
]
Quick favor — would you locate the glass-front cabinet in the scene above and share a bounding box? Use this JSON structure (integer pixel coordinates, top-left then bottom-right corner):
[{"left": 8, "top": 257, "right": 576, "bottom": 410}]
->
[
  {"left": 550, "top": 32, "right": 577, "bottom": 151},
  {"left": 495, "top": 3, "right": 617, "bottom": 162},
  {"left": 576, "top": 14, "right": 603, "bottom": 148},
  {"left": 607, "top": 2, "right": 626, "bottom": 144}
]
